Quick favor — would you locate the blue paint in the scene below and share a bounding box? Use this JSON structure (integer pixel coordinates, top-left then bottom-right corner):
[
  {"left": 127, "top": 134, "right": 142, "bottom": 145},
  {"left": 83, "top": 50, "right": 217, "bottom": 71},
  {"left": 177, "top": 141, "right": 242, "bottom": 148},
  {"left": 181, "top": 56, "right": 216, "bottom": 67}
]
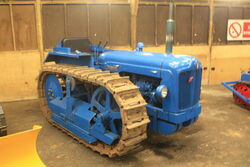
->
[
  {"left": 222, "top": 71, "right": 250, "bottom": 105},
  {"left": 43, "top": 38, "right": 203, "bottom": 145},
  {"left": 241, "top": 71, "right": 250, "bottom": 82}
]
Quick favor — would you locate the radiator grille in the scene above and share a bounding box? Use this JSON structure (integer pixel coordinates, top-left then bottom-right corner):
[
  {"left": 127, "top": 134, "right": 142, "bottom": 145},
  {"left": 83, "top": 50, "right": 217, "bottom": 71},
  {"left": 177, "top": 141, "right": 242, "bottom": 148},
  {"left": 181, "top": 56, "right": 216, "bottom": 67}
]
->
[{"left": 178, "top": 69, "right": 202, "bottom": 109}]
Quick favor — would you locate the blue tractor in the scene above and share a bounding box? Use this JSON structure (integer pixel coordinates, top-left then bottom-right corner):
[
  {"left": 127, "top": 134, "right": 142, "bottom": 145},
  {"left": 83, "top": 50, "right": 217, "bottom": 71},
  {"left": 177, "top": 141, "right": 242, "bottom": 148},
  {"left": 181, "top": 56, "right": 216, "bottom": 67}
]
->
[
  {"left": 38, "top": 3, "right": 202, "bottom": 157},
  {"left": 222, "top": 70, "right": 250, "bottom": 110}
]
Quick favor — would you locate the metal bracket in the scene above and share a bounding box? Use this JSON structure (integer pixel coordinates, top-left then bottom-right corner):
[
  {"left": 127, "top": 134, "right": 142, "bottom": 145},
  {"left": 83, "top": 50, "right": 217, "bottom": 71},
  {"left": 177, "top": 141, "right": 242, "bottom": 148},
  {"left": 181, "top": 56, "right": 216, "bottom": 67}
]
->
[
  {"left": 65, "top": 76, "right": 74, "bottom": 121},
  {"left": 222, "top": 81, "right": 250, "bottom": 104}
]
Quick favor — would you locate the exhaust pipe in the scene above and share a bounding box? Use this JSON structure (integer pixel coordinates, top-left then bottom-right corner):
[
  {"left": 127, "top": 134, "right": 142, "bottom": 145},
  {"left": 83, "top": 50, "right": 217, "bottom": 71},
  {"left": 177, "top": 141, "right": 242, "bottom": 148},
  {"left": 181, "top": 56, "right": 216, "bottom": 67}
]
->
[{"left": 166, "top": 0, "right": 174, "bottom": 54}]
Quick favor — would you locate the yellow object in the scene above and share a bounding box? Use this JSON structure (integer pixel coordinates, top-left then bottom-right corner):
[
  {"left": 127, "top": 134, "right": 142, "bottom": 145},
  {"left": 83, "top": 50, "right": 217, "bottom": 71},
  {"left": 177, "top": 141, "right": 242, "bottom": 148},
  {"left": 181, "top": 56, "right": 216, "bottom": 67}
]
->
[{"left": 0, "top": 125, "right": 46, "bottom": 167}]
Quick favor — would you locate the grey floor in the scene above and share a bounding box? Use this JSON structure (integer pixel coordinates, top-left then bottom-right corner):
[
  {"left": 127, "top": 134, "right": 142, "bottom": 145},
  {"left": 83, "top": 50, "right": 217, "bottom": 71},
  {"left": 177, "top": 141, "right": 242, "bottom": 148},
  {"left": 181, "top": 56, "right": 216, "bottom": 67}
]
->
[{"left": 1, "top": 85, "right": 250, "bottom": 167}]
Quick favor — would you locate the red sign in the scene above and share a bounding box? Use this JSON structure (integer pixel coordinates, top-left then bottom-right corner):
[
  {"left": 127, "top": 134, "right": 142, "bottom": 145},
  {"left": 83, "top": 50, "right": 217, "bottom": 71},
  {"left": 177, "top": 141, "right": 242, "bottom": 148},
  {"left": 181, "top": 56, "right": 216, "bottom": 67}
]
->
[
  {"left": 229, "top": 22, "right": 242, "bottom": 39},
  {"left": 227, "top": 20, "right": 250, "bottom": 41},
  {"left": 243, "top": 22, "right": 250, "bottom": 37}
]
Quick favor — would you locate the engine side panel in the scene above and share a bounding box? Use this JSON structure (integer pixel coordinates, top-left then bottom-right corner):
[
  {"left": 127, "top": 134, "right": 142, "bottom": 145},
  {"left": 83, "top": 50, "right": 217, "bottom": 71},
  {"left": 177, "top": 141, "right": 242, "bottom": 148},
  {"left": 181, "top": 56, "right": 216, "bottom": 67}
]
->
[{"left": 99, "top": 50, "right": 202, "bottom": 134}]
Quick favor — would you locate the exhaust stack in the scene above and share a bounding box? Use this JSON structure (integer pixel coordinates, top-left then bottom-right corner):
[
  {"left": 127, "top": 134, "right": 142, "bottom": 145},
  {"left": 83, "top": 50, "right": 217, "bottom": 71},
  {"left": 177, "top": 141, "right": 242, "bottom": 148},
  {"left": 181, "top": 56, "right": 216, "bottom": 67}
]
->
[{"left": 166, "top": 1, "right": 174, "bottom": 54}]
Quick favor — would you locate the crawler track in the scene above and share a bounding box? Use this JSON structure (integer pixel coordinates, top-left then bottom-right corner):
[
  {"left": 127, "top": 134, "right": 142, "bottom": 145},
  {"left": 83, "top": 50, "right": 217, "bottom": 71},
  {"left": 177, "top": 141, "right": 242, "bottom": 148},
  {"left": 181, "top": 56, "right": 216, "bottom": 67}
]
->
[{"left": 38, "top": 64, "right": 150, "bottom": 157}]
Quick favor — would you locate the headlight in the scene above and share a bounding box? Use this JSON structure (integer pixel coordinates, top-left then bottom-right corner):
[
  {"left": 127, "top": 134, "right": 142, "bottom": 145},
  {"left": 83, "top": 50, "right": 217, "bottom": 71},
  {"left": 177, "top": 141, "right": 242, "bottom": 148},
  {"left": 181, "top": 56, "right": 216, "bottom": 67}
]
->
[
  {"left": 161, "top": 86, "right": 168, "bottom": 98},
  {"left": 156, "top": 85, "right": 168, "bottom": 99}
]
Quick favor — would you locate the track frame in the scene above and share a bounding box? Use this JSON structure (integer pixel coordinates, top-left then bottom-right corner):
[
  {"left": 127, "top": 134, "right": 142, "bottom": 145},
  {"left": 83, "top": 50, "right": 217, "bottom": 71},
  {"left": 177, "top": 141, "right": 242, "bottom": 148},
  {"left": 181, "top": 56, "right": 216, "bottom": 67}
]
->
[{"left": 38, "top": 64, "right": 150, "bottom": 157}]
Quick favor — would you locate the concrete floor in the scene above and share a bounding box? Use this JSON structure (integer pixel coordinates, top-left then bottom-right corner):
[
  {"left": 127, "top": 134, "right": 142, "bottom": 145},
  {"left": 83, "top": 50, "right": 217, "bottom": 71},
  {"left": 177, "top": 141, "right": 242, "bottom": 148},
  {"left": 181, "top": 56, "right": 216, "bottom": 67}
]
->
[{"left": 1, "top": 85, "right": 250, "bottom": 167}]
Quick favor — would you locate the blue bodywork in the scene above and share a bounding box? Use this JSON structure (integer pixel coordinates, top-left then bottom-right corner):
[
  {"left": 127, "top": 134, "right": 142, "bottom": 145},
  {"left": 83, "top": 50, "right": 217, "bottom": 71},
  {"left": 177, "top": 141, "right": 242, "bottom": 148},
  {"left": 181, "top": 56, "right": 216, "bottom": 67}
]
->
[
  {"left": 98, "top": 50, "right": 202, "bottom": 134},
  {"left": 43, "top": 39, "right": 202, "bottom": 144},
  {"left": 222, "top": 71, "right": 250, "bottom": 105}
]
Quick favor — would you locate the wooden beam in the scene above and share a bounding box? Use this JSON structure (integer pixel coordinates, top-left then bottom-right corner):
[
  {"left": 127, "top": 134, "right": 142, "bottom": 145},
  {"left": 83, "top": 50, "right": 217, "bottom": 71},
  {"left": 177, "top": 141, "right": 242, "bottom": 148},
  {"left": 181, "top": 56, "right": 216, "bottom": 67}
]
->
[
  {"left": 130, "top": 0, "right": 139, "bottom": 49},
  {"left": 9, "top": 4, "right": 16, "bottom": 51},
  {"left": 87, "top": 4, "right": 90, "bottom": 39},
  {"left": 2, "top": 0, "right": 250, "bottom": 8},
  {"left": 155, "top": 4, "right": 158, "bottom": 46},
  {"left": 208, "top": 0, "right": 214, "bottom": 85},
  {"left": 109, "top": 3, "right": 112, "bottom": 46},
  {"left": 35, "top": 0, "right": 44, "bottom": 66},
  {"left": 191, "top": 5, "right": 194, "bottom": 45},
  {"left": 64, "top": 3, "right": 67, "bottom": 37}
]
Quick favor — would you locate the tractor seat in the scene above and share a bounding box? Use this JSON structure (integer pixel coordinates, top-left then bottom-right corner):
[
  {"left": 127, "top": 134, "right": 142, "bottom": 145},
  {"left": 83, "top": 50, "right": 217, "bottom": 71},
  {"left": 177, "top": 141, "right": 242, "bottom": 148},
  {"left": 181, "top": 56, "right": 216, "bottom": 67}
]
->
[{"left": 62, "top": 37, "right": 92, "bottom": 53}]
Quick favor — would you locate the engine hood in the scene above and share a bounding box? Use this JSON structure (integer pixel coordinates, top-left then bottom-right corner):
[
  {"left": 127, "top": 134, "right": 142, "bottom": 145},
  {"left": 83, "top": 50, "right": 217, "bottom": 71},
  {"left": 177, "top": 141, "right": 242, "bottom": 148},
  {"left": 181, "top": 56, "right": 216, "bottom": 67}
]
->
[
  {"left": 99, "top": 50, "right": 165, "bottom": 69},
  {"left": 98, "top": 50, "right": 198, "bottom": 71}
]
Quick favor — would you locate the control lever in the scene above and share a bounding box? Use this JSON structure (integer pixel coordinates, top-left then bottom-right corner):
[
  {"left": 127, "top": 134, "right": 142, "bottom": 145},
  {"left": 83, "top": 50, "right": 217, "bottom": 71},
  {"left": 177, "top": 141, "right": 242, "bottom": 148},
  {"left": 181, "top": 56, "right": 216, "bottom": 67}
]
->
[
  {"left": 103, "top": 41, "right": 108, "bottom": 48},
  {"left": 97, "top": 41, "right": 102, "bottom": 47}
]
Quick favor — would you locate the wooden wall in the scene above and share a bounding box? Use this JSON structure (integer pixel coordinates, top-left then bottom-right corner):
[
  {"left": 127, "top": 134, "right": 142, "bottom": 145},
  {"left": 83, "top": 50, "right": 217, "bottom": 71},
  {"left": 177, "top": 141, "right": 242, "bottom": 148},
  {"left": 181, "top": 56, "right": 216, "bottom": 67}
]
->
[
  {"left": 2, "top": 0, "right": 250, "bottom": 51},
  {"left": 0, "top": 0, "right": 250, "bottom": 101},
  {"left": 42, "top": 3, "right": 131, "bottom": 48}
]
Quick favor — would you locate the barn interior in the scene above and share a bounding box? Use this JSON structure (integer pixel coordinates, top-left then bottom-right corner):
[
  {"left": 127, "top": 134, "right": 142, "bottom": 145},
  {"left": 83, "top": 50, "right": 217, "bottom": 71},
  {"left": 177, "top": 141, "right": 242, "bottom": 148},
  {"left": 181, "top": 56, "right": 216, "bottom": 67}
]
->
[{"left": 0, "top": 0, "right": 249, "bottom": 167}]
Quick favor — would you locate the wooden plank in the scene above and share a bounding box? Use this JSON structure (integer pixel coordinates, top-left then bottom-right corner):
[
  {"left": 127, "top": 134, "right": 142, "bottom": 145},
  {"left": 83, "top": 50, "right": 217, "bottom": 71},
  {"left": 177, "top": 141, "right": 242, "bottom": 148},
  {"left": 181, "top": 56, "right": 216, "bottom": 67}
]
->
[
  {"left": 175, "top": 5, "right": 192, "bottom": 45},
  {"left": 110, "top": 4, "right": 130, "bottom": 46},
  {"left": 213, "top": 7, "right": 228, "bottom": 44},
  {"left": 210, "top": 45, "right": 250, "bottom": 84},
  {"left": 42, "top": 4, "right": 65, "bottom": 49},
  {"left": 12, "top": 4, "right": 37, "bottom": 50},
  {"left": 35, "top": 0, "right": 45, "bottom": 65},
  {"left": 0, "top": 5, "right": 14, "bottom": 51},
  {"left": 89, "top": 4, "right": 109, "bottom": 45},
  {"left": 207, "top": 0, "right": 214, "bottom": 85},
  {"left": 10, "top": 5, "right": 17, "bottom": 50},
  {"left": 137, "top": 5, "right": 155, "bottom": 45},
  {"left": 154, "top": 4, "right": 157, "bottom": 46},
  {"left": 193, "top": 6, "right": 209, "bottom": 44},
  {"left": 66, "top": 4, "right": 88, "bottom": 38},
  {"left": 108, "top": 4, "right": 111, "bottom": 46},
  {"left": 157, "top": 5, "right": 168, "bottom": 45},
  {"left": 0, "top": 51, "right": 41, "bottom": 102},
  {"left": 130, "top": 0, "right": 139, "bottom": 49}
]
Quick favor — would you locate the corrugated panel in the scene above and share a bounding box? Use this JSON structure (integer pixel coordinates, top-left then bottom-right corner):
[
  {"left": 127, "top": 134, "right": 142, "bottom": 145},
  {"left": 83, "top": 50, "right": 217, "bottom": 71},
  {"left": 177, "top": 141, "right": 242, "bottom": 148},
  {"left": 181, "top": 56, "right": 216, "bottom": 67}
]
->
[
  {"left": 42, "top": 4, "right": 65, "bottom": 49},
  {"left": 142, "top": 0, "right": 208, "bottom": 2},
  {"left": 110, "top": 4, "right": 130, "bottom": 46},
  {"left": 11, "top": 0, "right": 35, "bottom": 1},
  {"left": 12, "top": 4, "right": 37, "bottom": 50},
  {"left": 215, "top": 0, "right": 250, "bottom": 6},
  {"left": 137, "top": 5, "right": 155, "bottom": 45},
  {"left": 66, "top": 4, "right": 88, "bottom": 38},
  {"left": 157, "top": 5, "right": 169, "bottom": 45},
  {"left": 213, "top": 7, "right": 228, "bottom": 44},
  {"left": 0, "top": 5, "right": 14, "bottom": 51},
  {"left": 174, "top": 0, "right": 208, "bottom": 2},
  {"left": 193, "top": 6, "right": 209, "bottom": 44},
  {"left": 175, "top": 5, "right": 192, "bottom": 45},
  {"left": 244, "top": 8, "right": 250, "bottom": 18},
  {"left": 228, "top": 7, "right": 243, "bottom": 19},
  {"left": 89, "top": 4, "right": 109, "bottom": 45}
]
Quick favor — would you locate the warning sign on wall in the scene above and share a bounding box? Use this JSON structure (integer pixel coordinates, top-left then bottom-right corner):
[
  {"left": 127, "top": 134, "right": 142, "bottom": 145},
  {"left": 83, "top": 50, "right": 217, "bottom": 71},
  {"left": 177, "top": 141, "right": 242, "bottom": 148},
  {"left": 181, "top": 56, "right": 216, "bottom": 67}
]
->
[{"left": 227, "top": 19, "right": 250, "bottom": 41}]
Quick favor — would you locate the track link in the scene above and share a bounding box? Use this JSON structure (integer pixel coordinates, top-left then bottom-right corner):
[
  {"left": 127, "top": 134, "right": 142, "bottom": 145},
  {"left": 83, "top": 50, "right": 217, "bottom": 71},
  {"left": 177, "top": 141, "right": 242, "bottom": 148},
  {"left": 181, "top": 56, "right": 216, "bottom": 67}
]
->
[{"left": 38, "top": 64, "right": 150, "bottom": 157}]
